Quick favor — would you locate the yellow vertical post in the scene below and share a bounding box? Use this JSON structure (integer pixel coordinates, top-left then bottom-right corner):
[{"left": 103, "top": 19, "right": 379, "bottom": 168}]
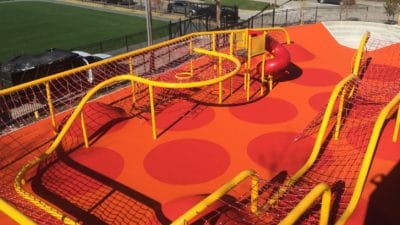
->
[
  {"left": 393, "top": 104, "right": 400, "bottom": 142},
  {"left": 250, "top": 175, "right": 259, "bottom": 213},
  {"left": 34, "top": 111, "right": 39, "bottom": 120},
  {"left": 229, "top": 32, "right": 234, "bottom": 95},
  {"left": 129, "top": 56, "right": 133, "bottom": 74},
  {"left": 218, "top": 56, "right": 223, "bottom": 104},
  {"left": 189, "top": 37, "right": 194, "bottom": 76},
  {"left": 148, "top": 85, "right": 157, "bottom": 140},
  {"left": 335, "top": 88, "right": 347, "bottom": 140},
  {"left": 244, "top": 29, "right": 248, "bottom": 49},
  {"left": 212, "top": 33, "right": 216, "bottom": 51},
  {"left": 246, "top": 34, "right": 252, "bottom": 101},
  {"left": 260, "top": 53, "right": 266, "bottom": 95},
  {"left": 45, "top": 82, "right": 57, "bottom": 132},
  {"left": 229, "top": 32, "right": 234, "bottom": 56},
  {"left": 80, "top": 112, "right": 89, "bottom": 148},
  {"left": 129, "top": 57, "right": 136, "bottom": 104},
  {"left": 320, "top": 188, "right": 332, "bottom": 225},
  {"left": 212, "top": 33, "right": 217, "bottom": 77},
  {"left": 268, "top": 75, "right": 273, "bottom": 91}
]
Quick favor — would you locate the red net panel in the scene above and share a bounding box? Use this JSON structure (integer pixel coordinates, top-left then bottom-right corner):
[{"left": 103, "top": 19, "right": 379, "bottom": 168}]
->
[{"left": 189, "top": 39, "right": 400, "bottom": 224}]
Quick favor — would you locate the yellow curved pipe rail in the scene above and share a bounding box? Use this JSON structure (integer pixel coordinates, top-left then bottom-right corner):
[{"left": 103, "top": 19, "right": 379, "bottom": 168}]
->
[
  {"left": 336, "top": 92, "right": 400, "bottom": 225},
  {"left": 394, "top": 104, "right": 400, "bottom": 142},
  {"left": 14, "top": 49, "right": 241, "bottom": 224},
  {"left": 352, "top": 32, "right": 370, "bottom": 76},
  {"left": 279, "top": 183, "right": 331, "bottom": 225},
  {"left": 260, "top": 74, "right": 358, "bottom": 212},
  {"left": 171, "top": 169, "right": 258, "bottom": 225},
  {"left": 0, "top": 198, "right": 37, "bottom": 225}
]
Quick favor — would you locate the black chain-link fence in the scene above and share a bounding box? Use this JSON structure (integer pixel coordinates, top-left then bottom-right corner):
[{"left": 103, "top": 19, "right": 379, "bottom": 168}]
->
[
  {"left": 244, "top": 5, "right": 392, "bottom": 28},
  {"left": 2, "top": 2, "right": 398, "bottom": 62}
]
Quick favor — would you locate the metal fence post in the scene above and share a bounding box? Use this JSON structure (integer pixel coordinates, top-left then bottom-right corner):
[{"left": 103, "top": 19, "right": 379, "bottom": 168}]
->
[
  {"left": 285, "top": 9, "right": 288, "bottom": 26},
  {"left": 169, "top": 20, "right": 172, "bottom": 39},
  {"left": 261, "top": 13, "right": 264, "bottom": 27},
  {"left": 272, "top": 7, "right": 275, "bottom": 27},
  {"left": 235, "top": 6, "right": 239, "bottom": 23},
  {"left": 315, "top": 6, "right": 318, "bottom": 23},
  {"left": 179, "top": 18, "right": 182, "bottom": 36}
]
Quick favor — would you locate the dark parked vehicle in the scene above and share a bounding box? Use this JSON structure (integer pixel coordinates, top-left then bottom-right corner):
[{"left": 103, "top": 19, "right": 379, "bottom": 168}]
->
[
  {"left": 317, "top": 0, "right": 342, "bottom": 4},
  {"left": 0, "top": 49, "right": 87, "bottom": 87},
  {"left": 196, "top": 5, "right": 239, "bottom": 23},
  {"left": 168, "top": 1, "right": 198, "bottom": 16},
  {"left": 0, "top": 49, "right": 111, "bottom": 130}
]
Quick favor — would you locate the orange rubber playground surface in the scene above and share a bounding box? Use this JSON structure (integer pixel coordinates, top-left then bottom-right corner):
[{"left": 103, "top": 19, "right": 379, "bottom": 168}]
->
[{"left": 1, "top": 23, "right": 399, "bottom": 224}]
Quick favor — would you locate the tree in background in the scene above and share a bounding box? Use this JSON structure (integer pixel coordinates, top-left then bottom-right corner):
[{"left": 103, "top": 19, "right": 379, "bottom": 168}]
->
[
  {"left": 216, "top": 0, "right": 221, "bottom": 28},
  {"left": 152, "top": 0, "right": 163, "bottom": 11},
  {"left": 384, "top": 0, "right": 400, "bottom": 23}
]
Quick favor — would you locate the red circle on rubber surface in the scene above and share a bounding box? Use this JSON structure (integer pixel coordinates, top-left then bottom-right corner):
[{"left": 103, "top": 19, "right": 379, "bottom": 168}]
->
[
  {"left": 247, "top": 132, "right": 314, "bottom": 175},
  {"left": 309, "top": 92, "right": 331, "bottom": 111},
  {"left": 144, "top": 139, "right": 230, "bottom": 185},
  {"left": 230, "top": 97, "right": 298, "bottom": 124}
]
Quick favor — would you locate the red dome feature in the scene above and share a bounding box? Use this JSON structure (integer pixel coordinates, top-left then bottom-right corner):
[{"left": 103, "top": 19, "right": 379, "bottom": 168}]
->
[
  {"left": 309, "top": 92, "right": 331, "bottom": 111},
  {"left": 230, "top": 97, "right": 298, "bottom": 124},
  {"left": 154, "top": 101, "right": 215, "bottom": 131},
  {"left": 291, "top": 68, "right": 342, "bottom": 86},
  {"left": 70, "top": 147, "right": 124, "bottom": 179},
  {"left": 247, "top": 132, "right": 314, "bottom": 175},
  {"left": 144, "top": 139, "right": 230, "bottom": 185}
]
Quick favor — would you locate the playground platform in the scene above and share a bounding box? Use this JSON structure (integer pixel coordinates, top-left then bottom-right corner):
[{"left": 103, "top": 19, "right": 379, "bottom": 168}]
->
[{"left": 0, "top": 23, "right": 399, "bottom": 225}]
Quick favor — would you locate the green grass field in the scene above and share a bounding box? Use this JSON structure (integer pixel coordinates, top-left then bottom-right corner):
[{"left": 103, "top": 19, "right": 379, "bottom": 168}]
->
[{"left": 0, "top": 1, "right": 167, "bottom": 63}]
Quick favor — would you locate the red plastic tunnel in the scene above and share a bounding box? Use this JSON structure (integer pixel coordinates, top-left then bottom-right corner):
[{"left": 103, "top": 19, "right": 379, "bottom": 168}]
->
[{"left": 258, "top": 35, "right": 291, "bottom": 80}]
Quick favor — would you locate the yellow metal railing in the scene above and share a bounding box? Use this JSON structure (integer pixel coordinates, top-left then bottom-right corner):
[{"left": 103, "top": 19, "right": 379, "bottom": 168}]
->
[
  {"left": 14, "top": 49, "right": 241, "bottom": 224},
  {"left": 0, "top": 27, "right": 290, "bottom": 133},
  {"left": 0, "top": 198, "right": 37, "bottom": 225},
  {"left": 171, "top": 169, "right": 258, "bottom": 225},
  {"left": 2, "top": 27, "right": 291, "bottom": 223}
]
